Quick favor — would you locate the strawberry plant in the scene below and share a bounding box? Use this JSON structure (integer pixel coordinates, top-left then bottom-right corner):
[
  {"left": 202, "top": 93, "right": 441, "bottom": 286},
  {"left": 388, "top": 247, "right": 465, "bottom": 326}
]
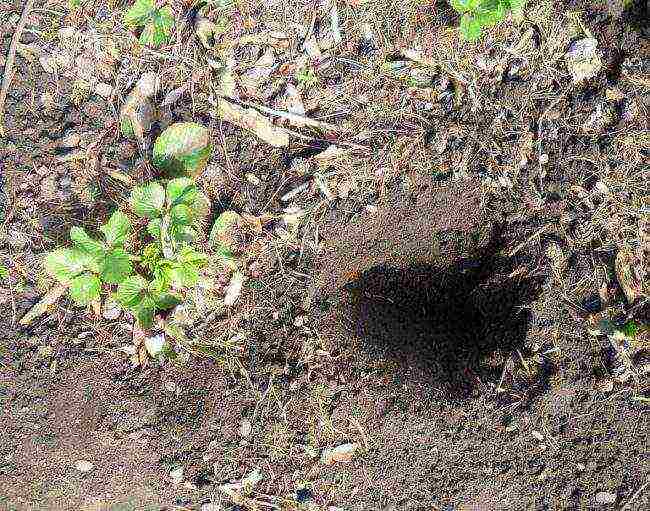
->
[
  {"left": 450, "top": 0, "right": 525, "bottom": 40},
  {"left": 124, "top": 0, "right": 175, "bottom": 48},
  {"left": 117, "top": 178, "right": 210, "bottom": 327},
  {"left": 42, "top": 178, "right": 210, "bottom": 329}
]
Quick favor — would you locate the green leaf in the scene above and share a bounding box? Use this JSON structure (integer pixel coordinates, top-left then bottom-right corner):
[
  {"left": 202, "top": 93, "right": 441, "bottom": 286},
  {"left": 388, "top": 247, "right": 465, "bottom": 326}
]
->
[
  {"left": 178, "top": 245, "right": 208, "bottom": 268},
  {"left": 170, "top": 263, "right": 199, "bottom": 288},
  {"left": 173, "top": 225, "right": 197, "bottom": 243},
  {"left": 171, "top": 204, "right": 192, "bottom": 226},
  {"left": 450, "top": 0, "right": 481, "bottom": 13},
  {"left": 139, "top": 6, "right": 174, "bottom": 48},
  {"left": 116, "top": 275, "right": 147, "bottom": 307},
  {"left": 70, "top": 226, "right": 106, "bottom": 259},
  {"left": 99, "top": 248, "right": 133, "bottom": 284},
  {"left": 152, "top": 263, "right": 173, "bottom": 293},
  {"left": 208, "top": 210, "right": 242, "bottom": 250},
  {"left": 509, "top": 0, "right": 526, "bottom": 12},
  {"left": 132, "top": 296, "right": 156, "bottom": 328},
  {"left": 124, "top": 0, "right": 154, "bottom": 26},
  {"left": 146, "top": 218, "right": 162, "bottom": 239},
  {"left": 460, "top": 13, "right": 483, "bottom": 40},
  {"left": 0, "top": 265, "right": 8, "bottom": 280},
  {"left": 166, "top": 177, "right": 197, "bottom": 206},
  {"left": 100, "top": 210, "right": 131, "bottom": 247},
  {"left": 44, "top": 248, "right": 89, "bottom": 283},
  {"left": 152, "top": 291, "right": 181, "bottom": 310},
  {"left": 69, "top": 273, "right": 101, "bottom": 305},
  {"left": 152, "top": 122, "right": 211, "bottom": 178},
  {"left": 130, "top": 182, "right": 165, "bottom": 219}
]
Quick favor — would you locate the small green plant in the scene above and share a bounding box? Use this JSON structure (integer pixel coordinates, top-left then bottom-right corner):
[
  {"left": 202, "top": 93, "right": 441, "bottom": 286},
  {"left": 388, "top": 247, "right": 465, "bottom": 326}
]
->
[
  {"left": 44, "top": 211, "right": 133, "bottom": 305},
  {"left": 296, "top": 66, "right": 319, "bottom": 89},
  {"left": 0, "top": 265, "right": 8, "bottom": 281},
  {"left": 43, "top": 178, "right": 209, "bottom": 328},
  {"left": 450, "top": 0, "right": 525, "bottom": 40},
  {"left": 124, "top": 0, "right": 175, "bottom": 48},
  {"left": 117, "top": 178, "right": 210, "bottom": 327}
]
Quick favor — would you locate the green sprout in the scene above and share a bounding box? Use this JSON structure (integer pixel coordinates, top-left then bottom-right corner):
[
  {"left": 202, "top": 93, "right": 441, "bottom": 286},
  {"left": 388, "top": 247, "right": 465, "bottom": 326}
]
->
[
  {"left": 119, "top": 178, "right": 210, "bottom": 327},
  {"left": 124, "top": 0, "right": 175, "bottom": 48},
  {"left": 450, "top": 0, "right": 525, "bottom": 40}
]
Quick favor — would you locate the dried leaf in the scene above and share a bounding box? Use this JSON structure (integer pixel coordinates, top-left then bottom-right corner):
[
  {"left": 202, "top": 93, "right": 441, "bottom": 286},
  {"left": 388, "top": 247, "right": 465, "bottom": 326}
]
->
[
  {"left": 615, "top": 247, "right": 644, "bottom": 304},
  {"left": 212, "top": 99, "right": 289, "bottom": 147},
  {"left": 321, "top": 443, "right": 360, "bottom": 465},
  {"left": 224, "top": 272, "right": 244, "bottom": 306},
  {"left": 19, "top": 283, "right": 68, "bottom": 325}
]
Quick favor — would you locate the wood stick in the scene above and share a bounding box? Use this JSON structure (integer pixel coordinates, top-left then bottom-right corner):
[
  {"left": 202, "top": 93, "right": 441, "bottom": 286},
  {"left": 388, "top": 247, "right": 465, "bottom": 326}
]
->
[{"left": 0, "top": 0, "right": 36, "bottom": 136}]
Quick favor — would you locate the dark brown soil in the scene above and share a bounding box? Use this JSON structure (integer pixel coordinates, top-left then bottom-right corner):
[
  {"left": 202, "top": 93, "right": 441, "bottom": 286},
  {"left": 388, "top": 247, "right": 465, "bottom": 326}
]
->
[{"left": 1, "top": 0, "right": 649, "bottom": 510}]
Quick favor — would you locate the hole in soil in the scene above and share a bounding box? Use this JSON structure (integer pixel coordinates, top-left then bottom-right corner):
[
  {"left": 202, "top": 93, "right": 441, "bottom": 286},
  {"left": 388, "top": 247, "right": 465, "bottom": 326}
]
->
[{"left": 326, "top": 249, "right": 544, "bottom": 398}]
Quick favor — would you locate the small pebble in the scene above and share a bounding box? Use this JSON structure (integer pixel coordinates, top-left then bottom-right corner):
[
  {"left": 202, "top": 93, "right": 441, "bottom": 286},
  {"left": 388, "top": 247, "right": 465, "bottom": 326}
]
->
[
  {"left": 539, "top": 153, "right": 549, "bottom": 164},
  {"left": 75, "top": 460, "right": 94, "bottom": 473},
  {"left": 594, "top": 491, "right": 616, "bottom": 505},
  {"left": 170, "top": 466, "right": 184, "bottom": 484},
  {"left": 321, "top": 443, "right": 359, "bottom": 465},
  {"left": 531, "top": 430, "right": 544, "bottom": 442},
  {"left": 102, "top": 300, "right": 121, "bottom": 320},
  {"left": 240, "top": 418, "right": 252, "bottom": 437},
  {"left": 201, "top": 503, "right": 221, "bottom": 511},
  {"left": 95, "top": 82, "right": 113, "bottom": 98}
]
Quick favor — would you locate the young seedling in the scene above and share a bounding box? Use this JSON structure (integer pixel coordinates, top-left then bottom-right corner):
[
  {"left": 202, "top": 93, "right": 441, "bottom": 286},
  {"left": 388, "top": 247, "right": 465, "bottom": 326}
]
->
[
  {"left": 124, "top": 0, "right": 175, "bottom": 48},
  {"left": 44, "top": 210, "right": 133, "bottom": 305},
  {"left": 118, "top": 178, "right": 210, "bottom": 327},
  {"left": 450, "top": 0, "right": 525, "bottom": 40}
]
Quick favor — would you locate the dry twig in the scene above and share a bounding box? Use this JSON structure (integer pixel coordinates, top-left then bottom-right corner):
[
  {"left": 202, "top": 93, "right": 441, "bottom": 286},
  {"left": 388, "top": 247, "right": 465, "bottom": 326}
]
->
[{"left": 0, "top": 0, "right": 36, "bottom": 136}]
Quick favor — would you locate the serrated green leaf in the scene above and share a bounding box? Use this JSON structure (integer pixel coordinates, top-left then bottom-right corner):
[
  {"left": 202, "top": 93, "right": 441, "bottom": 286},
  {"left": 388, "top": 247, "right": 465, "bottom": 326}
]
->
[
  {"left": 146, "top": 218, "right": 162, "bottom": 239},
  {"left": 509, "top": 0, "right": 526, "bottom": 12},
  {"left": 152, "top": 291, "right": 181, "bottom": 310},
  {"left": 124, "top": 0, "right": 154, "bottom": 26},
  {"left": 100, "top": 210, "right": 131, "bottom": 247},
  {"left": 141, "top": 242, "right": 162, "bottom": 273},
  {"left": 99, "top": 248, "right": 133, "bottom": 284},
  {"left": 178, "top": 245, "right": 208, "bottom": 268},
  {"left": 139, "top": 6, "right": 174, "bottom": 48},
  {"left": 69, "top": 273, "right": 101, "bottom": 305},
  {"left": 132, "top": 296, "right": 156, "bottom": 328},
  {"left": 170, "top": 263, "right": 199, "bottom": 288},
  {"left": 44, "top": 248, "right": 89, "bottom": 283},
  {"left": 130, "top": 182, "right": 165, "bottom": 218},
  {"left": 166, "top": 177, "right": 197, "bottom": 207},
  {"left": 152, "top": 263, "right": 173, "bottom": 293},
  {"left": 171, "top": 204, "right": 192, "bottom": 226},
  {"left": 70, "top": 227, "right": 106, "bottom": 259},
  {"left": 173, "top": 225, "right": 197, "bottom": 243},
  {"left": 116, "top": 275, "right": 147, "bottom": 307},
  {"left": 450, "top": 0, "right": 481, "bottom": 13}
]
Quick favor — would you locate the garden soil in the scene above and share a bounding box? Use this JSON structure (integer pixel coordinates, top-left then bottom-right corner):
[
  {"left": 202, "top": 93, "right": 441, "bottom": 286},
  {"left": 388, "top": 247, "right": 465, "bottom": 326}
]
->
[{"left": 1, "top": 0, "right": 649, "bottom": 510}]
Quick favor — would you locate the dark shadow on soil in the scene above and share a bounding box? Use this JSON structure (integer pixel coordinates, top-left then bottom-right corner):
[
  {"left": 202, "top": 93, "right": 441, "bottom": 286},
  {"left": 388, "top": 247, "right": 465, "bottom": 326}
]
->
[{"left": 317, "top": 242, "right": 545, "bottom": 400}]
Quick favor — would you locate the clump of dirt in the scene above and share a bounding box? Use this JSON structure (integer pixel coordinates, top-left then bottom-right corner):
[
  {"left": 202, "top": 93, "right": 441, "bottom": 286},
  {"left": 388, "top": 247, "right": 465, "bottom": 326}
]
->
[{"left": 312, "top": 176, "right": 545, "bottom": 397}]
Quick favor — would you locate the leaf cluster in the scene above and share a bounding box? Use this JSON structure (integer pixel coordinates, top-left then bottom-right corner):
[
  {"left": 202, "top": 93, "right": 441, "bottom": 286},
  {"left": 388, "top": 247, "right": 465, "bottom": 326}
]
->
[
  {"left": 124, "top": 0, "right": 175, "bottom": 48},
  {"left": 44, "top": 178, "right": 209, "bottom": 329},
  {"left": 117, "top": 178, "right": 209, "bottom": 327},
  {"left": 450, "top": 0, "right": 525, "bottom": 40},
  {"left": 45, "top": 211, "right": 132, "bottom": 305}
]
